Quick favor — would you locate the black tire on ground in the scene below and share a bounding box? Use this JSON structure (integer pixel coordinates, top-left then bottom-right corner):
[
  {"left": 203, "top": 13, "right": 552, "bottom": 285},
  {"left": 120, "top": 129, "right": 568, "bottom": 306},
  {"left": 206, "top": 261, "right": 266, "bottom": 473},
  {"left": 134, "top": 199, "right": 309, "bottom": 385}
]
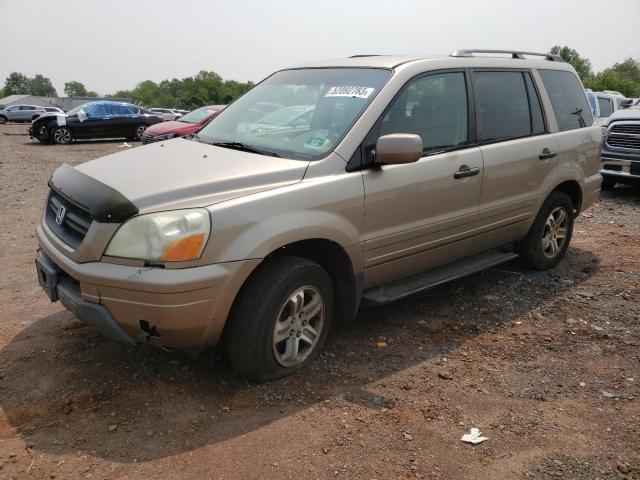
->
[
  {"left": 517, "top": 191, "right": 575, "bottom": 271},
  {"left": 0, "top": 116, "right": 6, "bottom": 124},
  {"left": 601, "top": 176, "right": 616, "bottom": 191},
  {"left": 51, "top": 126, "right": 73, "bottom": 145},
  {"left": 226, "top": 255, "right": 334, "bottom": 382}
]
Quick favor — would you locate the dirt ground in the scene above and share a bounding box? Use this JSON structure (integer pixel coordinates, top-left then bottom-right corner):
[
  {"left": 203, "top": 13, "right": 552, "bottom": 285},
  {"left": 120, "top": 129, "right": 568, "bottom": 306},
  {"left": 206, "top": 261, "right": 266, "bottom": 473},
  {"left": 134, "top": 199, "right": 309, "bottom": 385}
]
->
[{"left": 0, "top": 122, "right": 638, "bottom": 480}]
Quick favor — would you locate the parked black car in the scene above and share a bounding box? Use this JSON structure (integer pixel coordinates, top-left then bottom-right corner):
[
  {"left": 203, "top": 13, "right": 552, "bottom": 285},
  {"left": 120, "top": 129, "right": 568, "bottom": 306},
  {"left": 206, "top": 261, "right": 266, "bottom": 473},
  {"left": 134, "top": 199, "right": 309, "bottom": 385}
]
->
[{"left": 29, "top": 101, "right": 164, "bottom": 144}]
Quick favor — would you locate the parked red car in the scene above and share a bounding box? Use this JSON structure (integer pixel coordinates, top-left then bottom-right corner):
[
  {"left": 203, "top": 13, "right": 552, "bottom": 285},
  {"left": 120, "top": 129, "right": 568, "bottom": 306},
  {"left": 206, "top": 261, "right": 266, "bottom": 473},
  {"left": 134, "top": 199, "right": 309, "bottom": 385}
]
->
[{"left": 141, "top": 105, "right": 225, "bottom": 144}]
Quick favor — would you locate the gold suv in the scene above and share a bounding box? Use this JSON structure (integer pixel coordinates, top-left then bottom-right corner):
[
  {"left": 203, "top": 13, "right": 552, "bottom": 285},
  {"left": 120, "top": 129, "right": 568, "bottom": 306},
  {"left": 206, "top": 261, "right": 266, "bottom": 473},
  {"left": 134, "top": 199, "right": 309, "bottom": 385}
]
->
[{"left": 35, "top": 50, "right": 602, "bottom": 381}]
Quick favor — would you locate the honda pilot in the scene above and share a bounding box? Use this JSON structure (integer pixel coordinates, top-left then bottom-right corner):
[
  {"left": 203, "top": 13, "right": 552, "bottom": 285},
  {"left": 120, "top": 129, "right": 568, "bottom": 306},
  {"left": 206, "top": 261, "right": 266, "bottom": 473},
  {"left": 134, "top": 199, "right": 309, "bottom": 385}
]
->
[{"left": 35, "top": 50, "right": 602, "bottom": 381}]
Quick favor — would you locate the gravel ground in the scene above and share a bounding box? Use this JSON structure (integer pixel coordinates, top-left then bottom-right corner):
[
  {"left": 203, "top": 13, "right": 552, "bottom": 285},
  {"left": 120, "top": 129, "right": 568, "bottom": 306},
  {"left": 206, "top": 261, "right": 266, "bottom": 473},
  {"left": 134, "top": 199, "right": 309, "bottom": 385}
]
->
[{"left": 0, "top": 123, "right": 638, "bottom": 480}]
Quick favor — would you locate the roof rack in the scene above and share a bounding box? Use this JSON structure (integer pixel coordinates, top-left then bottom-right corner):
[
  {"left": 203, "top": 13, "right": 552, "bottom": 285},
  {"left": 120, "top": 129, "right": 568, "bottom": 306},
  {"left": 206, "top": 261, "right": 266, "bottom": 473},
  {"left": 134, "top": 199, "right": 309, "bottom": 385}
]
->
[{"left": 450, "top": 49, "right": 563, "bottom": 62}]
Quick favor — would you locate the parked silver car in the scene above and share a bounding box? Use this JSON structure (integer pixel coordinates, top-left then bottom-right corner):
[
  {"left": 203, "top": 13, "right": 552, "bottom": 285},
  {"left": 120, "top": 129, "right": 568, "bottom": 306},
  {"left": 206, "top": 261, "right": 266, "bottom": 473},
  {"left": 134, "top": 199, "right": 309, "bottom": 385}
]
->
[{"left": 0, "top": 104, "right": 46, "bottom": 123}]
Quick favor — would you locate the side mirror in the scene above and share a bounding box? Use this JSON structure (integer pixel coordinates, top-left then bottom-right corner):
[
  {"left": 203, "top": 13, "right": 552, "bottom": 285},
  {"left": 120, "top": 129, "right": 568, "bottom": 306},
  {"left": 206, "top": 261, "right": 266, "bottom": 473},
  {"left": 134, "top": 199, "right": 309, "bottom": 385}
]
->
[
  {"left": 620, "top": 98, "right": 633, "bottom": 109},
  {"left": 375, "top": 133, "right": 423, "bottom": 165}
]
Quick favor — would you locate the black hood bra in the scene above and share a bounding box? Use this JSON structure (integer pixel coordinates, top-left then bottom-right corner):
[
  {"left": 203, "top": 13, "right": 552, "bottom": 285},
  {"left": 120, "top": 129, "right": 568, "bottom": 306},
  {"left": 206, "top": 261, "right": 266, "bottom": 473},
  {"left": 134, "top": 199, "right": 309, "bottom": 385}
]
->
[{"left": 48, "top": 164, "right": 138, "bottom": 223}]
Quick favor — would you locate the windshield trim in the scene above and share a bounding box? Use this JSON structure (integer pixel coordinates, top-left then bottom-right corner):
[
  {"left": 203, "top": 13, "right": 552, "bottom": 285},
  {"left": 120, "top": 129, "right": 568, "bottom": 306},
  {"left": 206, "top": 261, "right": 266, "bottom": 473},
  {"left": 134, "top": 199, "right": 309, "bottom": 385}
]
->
[{"left": 196, "top": 66, "right": 393, "bottom": 161}]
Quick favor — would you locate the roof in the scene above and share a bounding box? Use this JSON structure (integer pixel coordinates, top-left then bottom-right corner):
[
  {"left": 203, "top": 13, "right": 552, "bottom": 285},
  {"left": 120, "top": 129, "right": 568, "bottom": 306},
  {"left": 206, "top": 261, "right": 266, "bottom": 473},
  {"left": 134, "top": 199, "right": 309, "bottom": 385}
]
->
[
  {"left": 287, "top": 52, "right": 571, "bottom": 71},
  {"left": 290, "top": 55, "right": 442, "bottom": 69}
]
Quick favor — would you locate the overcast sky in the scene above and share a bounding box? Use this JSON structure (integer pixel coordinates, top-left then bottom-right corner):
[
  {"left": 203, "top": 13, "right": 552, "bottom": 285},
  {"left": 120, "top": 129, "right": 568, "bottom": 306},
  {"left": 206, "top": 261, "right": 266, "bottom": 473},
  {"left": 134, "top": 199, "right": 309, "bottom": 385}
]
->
[{"left": 1, "top": 0, "right": 638, "bottom": 96}]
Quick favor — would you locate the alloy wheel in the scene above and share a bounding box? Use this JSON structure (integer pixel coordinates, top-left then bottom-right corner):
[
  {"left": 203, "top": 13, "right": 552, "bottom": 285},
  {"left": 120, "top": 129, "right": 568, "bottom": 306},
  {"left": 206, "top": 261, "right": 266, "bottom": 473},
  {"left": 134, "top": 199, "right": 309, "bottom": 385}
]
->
[
  {"left": 136, "top": 125, "right": 147, "bottom": 140},
  {"left": 53, "top": 128, "right": 71, "bottom": 144},
  {"left": 541, "top": 206, "right": 568, "bottom": 258},
  {"left": 272, "top": 286, "right": 325, "bottom": 367}
]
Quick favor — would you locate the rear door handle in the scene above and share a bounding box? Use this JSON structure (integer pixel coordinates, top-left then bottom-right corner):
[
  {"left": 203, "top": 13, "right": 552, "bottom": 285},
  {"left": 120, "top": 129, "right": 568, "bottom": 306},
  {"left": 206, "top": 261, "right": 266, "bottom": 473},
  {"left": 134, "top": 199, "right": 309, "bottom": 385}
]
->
[
  {"left": 454, "top": 166, "right": 480, "bottom": 179},
  {"left": 539, "top": 148, "right": 557, "bottom": 160}
]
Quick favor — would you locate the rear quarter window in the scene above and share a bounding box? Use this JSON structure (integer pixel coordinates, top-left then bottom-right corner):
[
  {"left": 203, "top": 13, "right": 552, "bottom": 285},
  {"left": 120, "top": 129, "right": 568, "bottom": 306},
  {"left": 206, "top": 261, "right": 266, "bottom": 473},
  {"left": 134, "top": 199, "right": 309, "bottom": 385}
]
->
[{"left": 539, "top": 69, "right": 593, "bottom": 131}]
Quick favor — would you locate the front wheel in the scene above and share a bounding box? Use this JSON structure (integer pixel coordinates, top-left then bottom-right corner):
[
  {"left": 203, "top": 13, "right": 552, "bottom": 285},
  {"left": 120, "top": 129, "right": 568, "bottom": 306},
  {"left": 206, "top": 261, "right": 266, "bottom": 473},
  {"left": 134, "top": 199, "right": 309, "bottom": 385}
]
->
[
  {"left": 517, "top": 191, "right": 574, "bottom": 270},
  {"left": 226, "top": 255, "right": 334, "bottom": 382},
  {"left": 52, "top": 127, "right": 72, "bottom": 145}
]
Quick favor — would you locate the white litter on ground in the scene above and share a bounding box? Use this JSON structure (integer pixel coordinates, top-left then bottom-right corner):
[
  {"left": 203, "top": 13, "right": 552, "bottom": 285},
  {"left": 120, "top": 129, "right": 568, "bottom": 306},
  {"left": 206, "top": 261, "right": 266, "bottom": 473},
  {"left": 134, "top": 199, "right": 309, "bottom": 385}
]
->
[
  {"left": 118, "top": 142, "right": 132, "bottom": 148},
  {"left": 461, "top": 427, "right": 489, "bottom": 445}
]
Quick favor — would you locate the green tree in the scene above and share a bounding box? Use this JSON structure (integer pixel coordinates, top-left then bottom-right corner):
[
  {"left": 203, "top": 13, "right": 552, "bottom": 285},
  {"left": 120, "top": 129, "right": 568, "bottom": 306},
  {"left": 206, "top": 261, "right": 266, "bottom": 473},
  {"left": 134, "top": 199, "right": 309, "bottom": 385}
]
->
[
  {"left": 586, "top": 58, "right": 640, "bottom": 97},
  {"left": 550, "top": 46, "right": 593, "bottom": 81},
  {"left": 64, "top": 80, "right": 88, "bottom": 97},
  {"left": 3, "top": 72, "right": 31, "bottom": 95},
  {"left": 86, "top": 91, "right": 99, "bottom": 97},
  {"left": 29, "top": 74, "right": 57, "bottom": 96}
]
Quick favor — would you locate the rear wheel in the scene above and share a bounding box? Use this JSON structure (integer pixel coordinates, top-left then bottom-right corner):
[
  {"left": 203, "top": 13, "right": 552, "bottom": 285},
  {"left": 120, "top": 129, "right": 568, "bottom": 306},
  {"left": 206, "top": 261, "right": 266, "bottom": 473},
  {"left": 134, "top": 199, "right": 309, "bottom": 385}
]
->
[
  {"left": 601, "top": 176, "right": 616, "bottom": 191},
  {"left": 52, "top": 127, "right": 72, "bottom": 145},
  {"left": 517, "top": 191, "right": 574, "bottom": 270},
  {"left": 0, "top": 116, "right": 6, "bottom": 124},
  {"left": 226, "top": 255, "right": 334, "bottom": 382},
  {"left": 135, "top": 124, "right": 148, "bottom": 141}
]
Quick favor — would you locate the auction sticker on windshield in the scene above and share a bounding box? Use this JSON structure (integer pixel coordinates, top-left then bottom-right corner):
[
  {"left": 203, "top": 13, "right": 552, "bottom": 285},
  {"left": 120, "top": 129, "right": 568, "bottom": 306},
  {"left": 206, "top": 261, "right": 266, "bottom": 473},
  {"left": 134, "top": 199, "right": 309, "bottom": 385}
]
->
[{"left": 325, "top": 86, "right": 375, "bottom": 98}]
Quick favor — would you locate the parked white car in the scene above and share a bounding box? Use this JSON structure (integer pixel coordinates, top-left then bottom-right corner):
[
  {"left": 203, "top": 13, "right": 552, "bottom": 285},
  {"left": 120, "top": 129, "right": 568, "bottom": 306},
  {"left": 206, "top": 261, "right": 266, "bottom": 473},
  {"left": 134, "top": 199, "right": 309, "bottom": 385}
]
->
[{"left": 149, "top": 108, "right": 182, "bottom": 121}]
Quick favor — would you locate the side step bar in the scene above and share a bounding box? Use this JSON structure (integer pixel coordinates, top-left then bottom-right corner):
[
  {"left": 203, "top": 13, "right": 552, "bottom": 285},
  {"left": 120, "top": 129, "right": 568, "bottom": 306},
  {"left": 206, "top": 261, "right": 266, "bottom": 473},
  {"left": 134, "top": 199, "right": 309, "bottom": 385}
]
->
[{"left": 362, "top": 250, "right": 519, "bottom": 306}]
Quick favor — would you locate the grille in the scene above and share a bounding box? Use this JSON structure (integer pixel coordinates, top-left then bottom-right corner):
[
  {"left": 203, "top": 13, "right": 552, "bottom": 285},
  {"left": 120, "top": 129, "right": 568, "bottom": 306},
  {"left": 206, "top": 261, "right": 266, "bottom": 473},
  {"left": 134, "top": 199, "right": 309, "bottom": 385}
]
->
[
  {"left": 611, "top": 124, "right": 640, "bottom": 135},
  {"left": 631, "top": 162, "right": 640, "bottom": 176},
  {"left": 606, "top": 123, "right": 640, "bottom": 151},
  {"left": 45, "top": 190, "right": 92, "bottom": 248}
]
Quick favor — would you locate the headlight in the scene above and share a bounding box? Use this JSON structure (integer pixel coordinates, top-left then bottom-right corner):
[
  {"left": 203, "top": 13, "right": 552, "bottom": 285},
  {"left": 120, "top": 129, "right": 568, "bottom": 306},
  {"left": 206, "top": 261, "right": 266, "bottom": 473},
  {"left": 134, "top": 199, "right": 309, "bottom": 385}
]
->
[
  {"left": 105, "top": 209, "right": 210, "bottom": 262},
  {"left": 156, "top": 133, "right": 176, "bottom": 140}
]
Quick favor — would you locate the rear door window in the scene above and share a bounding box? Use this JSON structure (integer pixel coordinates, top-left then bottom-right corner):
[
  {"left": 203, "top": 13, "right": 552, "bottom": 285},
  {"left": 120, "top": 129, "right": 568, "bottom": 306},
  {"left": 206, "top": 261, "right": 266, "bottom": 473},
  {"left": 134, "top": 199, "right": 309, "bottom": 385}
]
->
[
  {"left": 380, "top": 71, "right": 469, "bottom": 153},
  {"left": 597, "top": 97, "right": 613, "bottom": 117},
  {"left": 473, "top": 71, "right": 538, "bottom": 142},
  {"left": 538, "top": 69, "right": 593, "bottom": 130}
]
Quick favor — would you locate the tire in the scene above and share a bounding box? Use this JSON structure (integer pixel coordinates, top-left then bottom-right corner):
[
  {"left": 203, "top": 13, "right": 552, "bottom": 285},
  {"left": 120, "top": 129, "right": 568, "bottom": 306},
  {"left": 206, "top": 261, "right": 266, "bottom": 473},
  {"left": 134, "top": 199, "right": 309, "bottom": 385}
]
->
[
  {"left": 517, "top": 191, "right": 574, "bottom": 271},
  {"left": 52, "top": 126, "right": 72, "bottom": 145},
  {"left": 227, "top": 255, "right": 334, "bottom": 382},
  {"left": 0, "top": 116, "right": 6, "bottom": 124},
  {"left": 135, "top": 124, "right": 148, "bottom": 141},
  {"left": 601, "top": 176, "right": 616, "bottom": 191}
]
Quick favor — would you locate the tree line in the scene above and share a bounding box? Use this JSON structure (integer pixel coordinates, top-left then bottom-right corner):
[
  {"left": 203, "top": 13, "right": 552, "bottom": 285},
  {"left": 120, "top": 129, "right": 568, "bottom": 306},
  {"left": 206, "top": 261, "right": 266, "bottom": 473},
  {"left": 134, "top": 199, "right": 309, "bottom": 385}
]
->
[
  {"left": 550, "top": 46, "right": 639, "bottom": 96},
  {"left": 1, "top": 70, "right": 254, "bottom": 110},
  {"left": 2, "top": 47, "right": 638, "bottom": 110}
]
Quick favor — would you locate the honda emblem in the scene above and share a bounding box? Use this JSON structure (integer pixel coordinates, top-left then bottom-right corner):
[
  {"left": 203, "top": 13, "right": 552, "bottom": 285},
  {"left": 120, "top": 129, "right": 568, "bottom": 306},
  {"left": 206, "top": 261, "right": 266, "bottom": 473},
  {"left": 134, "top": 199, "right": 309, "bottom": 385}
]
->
[{"left": 55, "top": 205, "right": 66, "bottom": 225}]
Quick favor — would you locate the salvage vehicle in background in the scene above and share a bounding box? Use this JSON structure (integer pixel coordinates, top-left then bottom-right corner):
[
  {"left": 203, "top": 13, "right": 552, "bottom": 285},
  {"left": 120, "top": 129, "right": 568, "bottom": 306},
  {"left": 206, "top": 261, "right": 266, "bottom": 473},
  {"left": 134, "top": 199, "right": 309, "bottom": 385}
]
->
[
  {"left": 595, "top": 91, "right": 632, "bottom": 124},
  {"left": 142, "top": 105, "right": 226, "bottom": 144},
  {"left": 35, "top": 50, "right": 602, "bottom": 382},
  {"left": 29, "top": 101, "right": 164, "bottom": 144},
  {"left": 0, "top": 104, "right": 46, "bottom": 123},
  {"left": 600, "top": 106, "right": 640, "bottom": 189},
  {"left": 149, "top": 108, "right": 182, "bottom": 121}
]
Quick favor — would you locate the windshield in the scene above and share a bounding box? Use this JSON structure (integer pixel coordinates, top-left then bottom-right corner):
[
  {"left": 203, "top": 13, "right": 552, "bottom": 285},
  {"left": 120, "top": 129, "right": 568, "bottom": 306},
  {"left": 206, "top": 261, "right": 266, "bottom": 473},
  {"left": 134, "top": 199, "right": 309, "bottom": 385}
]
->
[
  {"left": 66, "top": 103, "right": 89, "bottom": 116},
  {"left": 179, "top": 106, "right": 220, "bottom": 124},
  {"left": 196, "top": 68, "right": 391, "bottom": 160}
]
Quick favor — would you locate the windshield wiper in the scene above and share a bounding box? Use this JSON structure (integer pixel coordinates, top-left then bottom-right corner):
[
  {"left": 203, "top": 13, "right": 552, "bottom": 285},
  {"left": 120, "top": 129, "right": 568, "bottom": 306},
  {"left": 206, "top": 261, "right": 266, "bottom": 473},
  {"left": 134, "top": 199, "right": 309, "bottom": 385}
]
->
[{"left": 210, "top": 141, "right": 281, "bottom": 157}]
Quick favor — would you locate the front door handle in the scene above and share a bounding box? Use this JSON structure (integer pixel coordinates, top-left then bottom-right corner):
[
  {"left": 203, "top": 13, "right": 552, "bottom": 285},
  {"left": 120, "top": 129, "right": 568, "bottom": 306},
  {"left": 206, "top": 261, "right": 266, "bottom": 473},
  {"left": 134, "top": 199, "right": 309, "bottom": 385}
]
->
[
  {"left": 539, "top": 148, "right": 557, "bottom": 160},
  {"left": 454, "top": 166, "right": 480, "bottom": 179}
]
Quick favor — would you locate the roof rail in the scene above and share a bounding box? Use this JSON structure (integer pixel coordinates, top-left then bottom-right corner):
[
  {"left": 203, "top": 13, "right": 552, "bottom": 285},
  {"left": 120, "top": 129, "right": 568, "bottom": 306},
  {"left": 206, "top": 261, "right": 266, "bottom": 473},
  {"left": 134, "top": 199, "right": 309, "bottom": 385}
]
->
[
  {"left": 349, "top": 54, "right": 383, "bottom": 58},
  {"left": 450, "top": 49, "right": 563, "bottom": 62}
]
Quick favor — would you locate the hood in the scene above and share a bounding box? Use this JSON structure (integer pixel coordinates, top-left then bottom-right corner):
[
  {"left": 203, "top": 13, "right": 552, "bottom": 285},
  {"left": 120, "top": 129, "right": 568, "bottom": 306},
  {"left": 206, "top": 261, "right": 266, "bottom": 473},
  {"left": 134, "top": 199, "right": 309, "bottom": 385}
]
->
[
  {"left": 145, "top": 120, "right": 198, "bottom": 136},
  {"left": 34, "top": 112, "right": 66, "bottom": 122},
  {"left": 604, "top": 108, "right": 640, "bottom": 126},
  {"left": 74, "top": 138, "right": 309, "bottom": 213}
]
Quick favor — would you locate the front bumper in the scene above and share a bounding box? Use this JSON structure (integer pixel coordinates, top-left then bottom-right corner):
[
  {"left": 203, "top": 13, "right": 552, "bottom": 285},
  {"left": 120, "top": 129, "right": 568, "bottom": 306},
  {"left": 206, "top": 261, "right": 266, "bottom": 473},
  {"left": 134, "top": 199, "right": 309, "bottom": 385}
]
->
[
  {"left": 600, "top": 151, "right": 640, "bottom": 183},
  {"left": 36, "top": 224, "right": 260, "bottom": 349}
]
